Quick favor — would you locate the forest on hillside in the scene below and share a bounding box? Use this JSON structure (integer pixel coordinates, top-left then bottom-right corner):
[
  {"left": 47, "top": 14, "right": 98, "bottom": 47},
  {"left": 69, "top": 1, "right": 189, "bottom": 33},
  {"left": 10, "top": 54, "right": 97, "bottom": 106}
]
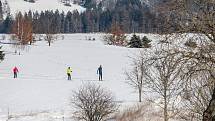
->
[{"left": 0, "top": 0, "right": 171, "bottom": 34}]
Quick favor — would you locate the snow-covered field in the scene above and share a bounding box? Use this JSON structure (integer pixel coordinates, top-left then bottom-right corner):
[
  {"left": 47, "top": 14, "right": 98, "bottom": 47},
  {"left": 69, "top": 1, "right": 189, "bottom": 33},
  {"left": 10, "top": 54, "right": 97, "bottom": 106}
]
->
[
  {"left": 0, "top": 34, "right": 160, "bottom": 121},
  {"left": 7, "top": 0, "right": 85, "bottom": 16}
]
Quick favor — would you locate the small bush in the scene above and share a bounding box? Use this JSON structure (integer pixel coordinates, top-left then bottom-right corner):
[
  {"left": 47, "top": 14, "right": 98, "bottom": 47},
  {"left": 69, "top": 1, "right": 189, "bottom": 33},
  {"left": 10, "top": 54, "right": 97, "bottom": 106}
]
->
[
  {"left": 114, "top": 103, "right": 156, "bottom": 121},
  {"left": 28, "top": 0, "right": 35, "bottom": 3},
  {"left": 104, "top": 23, "right": 127, "bottom": 46},
  {"left": 24, "top": 0, "right": 35, "bottom": 3},
  {"left": 64, "top": 3, "right": 71, "bottom": 6},
  {"left": 142, "top": 36, "right": 151, "bottom": 48},
  {"left": 72, "top": 83, "right": 118, "bottom": 121},
  {"left": 104, "top": 34, "right": 127, "bottom": 46},
  {"left": 0, "top": 46, "right": 5, "bottom": 61},
  {"left": 159, "top": 39, "right": 171, "bottom": 44},
  {"left": 184, "top": 40, "right": 197, "bottom": 48},
  {"left": 1, "top": 35, "right": 6, "bottom": 40}
]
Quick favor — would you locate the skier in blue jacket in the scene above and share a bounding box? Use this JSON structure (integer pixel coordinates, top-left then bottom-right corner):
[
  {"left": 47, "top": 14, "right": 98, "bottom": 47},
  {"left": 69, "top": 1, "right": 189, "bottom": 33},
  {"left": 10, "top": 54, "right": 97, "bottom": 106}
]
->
[{"left": 97, "top": 65, "right": 102, "bottom": 81}]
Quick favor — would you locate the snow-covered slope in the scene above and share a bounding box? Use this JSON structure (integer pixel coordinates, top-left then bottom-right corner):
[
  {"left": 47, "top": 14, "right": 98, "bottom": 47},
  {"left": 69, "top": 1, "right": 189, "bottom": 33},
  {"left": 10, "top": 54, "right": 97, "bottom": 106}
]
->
[
  {"left": 0, "top": 33, "right": 160, "bottom": 121},
  {"left": 7, "top": 0, "right": 85, "bottom": 16}
]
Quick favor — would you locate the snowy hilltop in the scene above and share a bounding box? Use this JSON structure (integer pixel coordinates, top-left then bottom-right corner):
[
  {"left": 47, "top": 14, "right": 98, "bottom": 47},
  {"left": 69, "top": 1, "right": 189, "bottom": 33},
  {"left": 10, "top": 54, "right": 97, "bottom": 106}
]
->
[{"left": 6, "top": 0, "right": 85, "bottom": 16}]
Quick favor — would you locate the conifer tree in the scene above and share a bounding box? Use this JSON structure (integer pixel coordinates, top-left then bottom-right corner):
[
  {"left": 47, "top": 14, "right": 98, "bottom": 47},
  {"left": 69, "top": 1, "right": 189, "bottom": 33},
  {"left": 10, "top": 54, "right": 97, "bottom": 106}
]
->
[{"left": 128, "top": 34, "right": 142, "bottom": 48}]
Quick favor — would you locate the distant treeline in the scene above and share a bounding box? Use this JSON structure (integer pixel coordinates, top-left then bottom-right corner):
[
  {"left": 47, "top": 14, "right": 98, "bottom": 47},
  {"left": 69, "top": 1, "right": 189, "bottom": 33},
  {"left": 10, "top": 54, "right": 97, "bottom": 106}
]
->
[{"left": 0, "top": 0, "right": 162, "bottom": 34}]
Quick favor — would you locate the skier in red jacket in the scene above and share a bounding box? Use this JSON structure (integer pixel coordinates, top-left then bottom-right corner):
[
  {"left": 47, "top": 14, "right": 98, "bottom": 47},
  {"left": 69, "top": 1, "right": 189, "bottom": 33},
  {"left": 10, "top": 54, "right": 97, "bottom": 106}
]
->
[{"left": 13, "top": 66, "right": 19, "bottom": 78}]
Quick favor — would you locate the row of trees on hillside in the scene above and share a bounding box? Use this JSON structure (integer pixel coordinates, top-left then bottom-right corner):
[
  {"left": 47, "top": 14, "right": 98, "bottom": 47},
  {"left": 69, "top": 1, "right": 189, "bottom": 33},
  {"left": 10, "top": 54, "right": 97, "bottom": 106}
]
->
[
  {"left": 0, "top": 0, "right": 158, "bottom": 34},
  {"left": 1, "top": 10, "right": 153, "bottom": 52}
]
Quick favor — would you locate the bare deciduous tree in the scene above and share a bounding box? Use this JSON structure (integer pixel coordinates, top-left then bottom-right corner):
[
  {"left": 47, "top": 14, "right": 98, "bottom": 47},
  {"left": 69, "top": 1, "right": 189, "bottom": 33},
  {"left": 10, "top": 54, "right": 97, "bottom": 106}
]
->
[
  {"left": 44, "top": 34, "right": 57, "bottom": 46},
  {"left": 12, "top": 12, "right": 33, "bottom": 45},
  {"left": 44, "top": 17, "right": 58, "bottom": 46},
  {"left": 104, "top": 23, "right": 127, "bottom": 46},
  {"left": 180, "top": 73, "right": 214, "bottom": 121},
  {"left": 71, "top": 83, "right": 118, "bottom": 121},
  {"left": 143, "top": 49, "right": 185, "bottom": 121},
  {"left": 157, "top": 0, "right": 215, "bottom": 120},
  {"left": 126, "top": 52, "right": 146, "bottom": 102},
  {"left": 178, "top": 42, "right": 215, "bottom": 121}
]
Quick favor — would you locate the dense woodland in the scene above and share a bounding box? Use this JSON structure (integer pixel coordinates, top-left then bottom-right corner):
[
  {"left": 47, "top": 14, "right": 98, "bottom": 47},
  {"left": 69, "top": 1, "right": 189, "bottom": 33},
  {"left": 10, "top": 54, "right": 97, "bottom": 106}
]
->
[{"left": 0, "top": 0, "right": 162, "bottom": 34}]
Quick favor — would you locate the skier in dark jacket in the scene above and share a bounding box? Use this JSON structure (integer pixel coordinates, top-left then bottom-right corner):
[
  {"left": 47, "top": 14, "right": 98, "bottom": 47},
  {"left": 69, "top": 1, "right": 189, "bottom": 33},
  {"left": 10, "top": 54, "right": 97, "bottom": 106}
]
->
[{"left": 97, "top": 65, "right": 102, "bottom": 81}]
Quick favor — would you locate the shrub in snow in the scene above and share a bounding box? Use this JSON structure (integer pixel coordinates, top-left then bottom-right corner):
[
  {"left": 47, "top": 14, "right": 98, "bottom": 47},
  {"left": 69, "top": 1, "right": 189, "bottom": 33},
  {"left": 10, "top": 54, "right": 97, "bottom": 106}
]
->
[
  {"left": 72, "top": 83, "right": 118, "bottom": 121},
  {"left": 104, "top": 33, "right": 127, "bottom": 46},
  {"left": 114, "top": 103, "right": 154, "bottom": 121},
  {"left": 44, "top": 34, "right": 57, "bottom": 46},
  {"left": 28, "top": 0, "right": 35, "bottom": 3},
  {"left": 104, "top": 23, "right": 127, "bottom": 46},
  {"left": 61, "top": 35, "right": 65, "bottom": 40},
  {"left": 64, "top": 3, "right": 71, "bottom": 6},
  {"left": 23, "top": 0, "right": 35, "bottom": 3},
  {"left": 184, "top": 39, "right": 197, "bottom": 48},
  {"left": 0, "top": 35, "right": 6, "bottom": 40},
  {"left": 142, "top": 36, "right": 151, "bottom": 48},
  {"left": 159, "top": 39, "right": 171, "bottom": 44},
  {"left": 0, "top": 46, "right": 4, "bottom": 61}
]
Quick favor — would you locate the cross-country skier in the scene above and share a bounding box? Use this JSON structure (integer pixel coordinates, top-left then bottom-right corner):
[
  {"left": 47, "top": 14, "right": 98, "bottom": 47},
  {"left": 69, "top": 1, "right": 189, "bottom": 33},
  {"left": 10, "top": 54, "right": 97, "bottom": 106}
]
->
[
  {"left": 13, "top": 66, "right": 19, "bottom": 78},
  {"left": 67, "top": 67, "right": 72, "bottom": 80},
  {"left": 97, "top": 65, "right": 102, "bottom": 81}
]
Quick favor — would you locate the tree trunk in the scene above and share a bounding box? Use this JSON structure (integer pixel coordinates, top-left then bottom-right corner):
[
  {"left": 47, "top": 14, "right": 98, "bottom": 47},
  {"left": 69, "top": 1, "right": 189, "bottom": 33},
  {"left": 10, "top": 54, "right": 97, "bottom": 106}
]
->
[
  {"left": 164, "top": 97, "right": 168, "bottom": 121},
  {"left": 164, "top": 84, "right": 168, "bottom": 121},
  {"left": 139, "top": 88, "right": 142, "bottom": 102},
  {"left": 203, "top": 87, "right": 215, "bottom": 121}
]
